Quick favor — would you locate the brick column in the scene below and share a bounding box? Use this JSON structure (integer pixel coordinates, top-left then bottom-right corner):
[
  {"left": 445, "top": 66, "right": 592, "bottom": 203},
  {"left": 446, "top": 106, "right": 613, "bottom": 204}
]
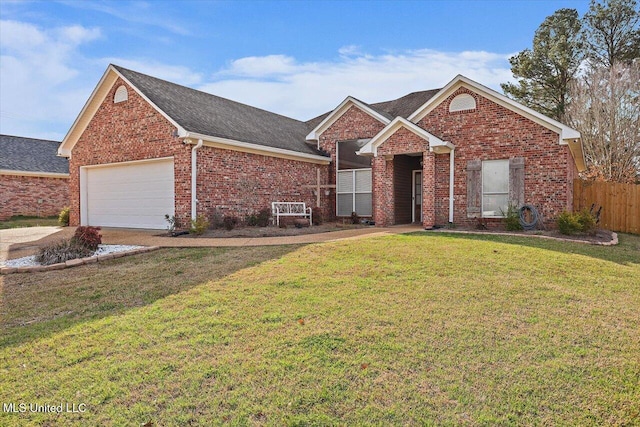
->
[
  {"left": 422, "top": 151, "right": 436, "bottom": 228},
  {"left": 373, "top": 156, "right": 395, "bottom": 226}
]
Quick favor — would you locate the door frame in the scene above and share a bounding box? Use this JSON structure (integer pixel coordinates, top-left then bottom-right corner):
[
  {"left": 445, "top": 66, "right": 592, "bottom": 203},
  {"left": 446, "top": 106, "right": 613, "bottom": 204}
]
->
[{"left": 412, "top": 169, "right": 422, "bottom": 223}]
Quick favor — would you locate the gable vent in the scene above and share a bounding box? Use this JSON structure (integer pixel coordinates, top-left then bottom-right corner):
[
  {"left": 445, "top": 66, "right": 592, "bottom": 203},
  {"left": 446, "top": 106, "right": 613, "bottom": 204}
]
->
[
  {"left": 449, "top": 93, "right": 476, "bottom": 112},
  {"left": 114, "top": 85, "right": 128, "bottom": 103}
]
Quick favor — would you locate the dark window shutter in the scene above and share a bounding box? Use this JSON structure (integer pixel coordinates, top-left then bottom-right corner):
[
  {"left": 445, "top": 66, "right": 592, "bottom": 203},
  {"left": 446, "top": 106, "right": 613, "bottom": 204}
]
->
[
  {"left": 509, "top": 157, "right": 525, "bottom": 208},
  {"left": 466, "top": 160, "right": 481, "bottom": 218}
]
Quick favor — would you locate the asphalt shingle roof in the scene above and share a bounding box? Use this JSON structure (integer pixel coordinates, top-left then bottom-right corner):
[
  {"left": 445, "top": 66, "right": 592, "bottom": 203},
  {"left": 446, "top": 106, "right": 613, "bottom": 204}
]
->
[
  {"left": 113, "top": 65, "right": 440, "bottom": 153},
  {"left": 303, "top": 90, "right": 440, "bottom": 130},
  {"left": 113, "top": 65, "right": 324, "bottom": 157},
  {"left": 0, "top": 134, "right": 68, "bottom": 174}
]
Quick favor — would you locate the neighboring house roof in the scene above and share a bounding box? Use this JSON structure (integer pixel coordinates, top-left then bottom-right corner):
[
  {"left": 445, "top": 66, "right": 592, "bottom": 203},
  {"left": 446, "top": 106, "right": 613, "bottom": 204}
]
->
[{"left": 0, "top": 134, "right": 69, "bottom": 177}]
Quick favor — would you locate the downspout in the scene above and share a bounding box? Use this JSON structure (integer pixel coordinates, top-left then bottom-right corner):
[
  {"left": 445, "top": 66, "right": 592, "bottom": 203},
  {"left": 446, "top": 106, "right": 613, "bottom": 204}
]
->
[
  {"left": 449, "top": 148, "right": 455, "bottom": 224},
  {"left": 191, "top": 139, "right": 203, "bottom": 220}
]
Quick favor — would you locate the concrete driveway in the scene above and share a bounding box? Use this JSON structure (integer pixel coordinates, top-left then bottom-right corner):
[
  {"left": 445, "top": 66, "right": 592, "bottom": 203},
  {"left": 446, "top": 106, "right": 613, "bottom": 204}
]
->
[{"left": 0, "top": 226, "right": 71, "bottom": 262}]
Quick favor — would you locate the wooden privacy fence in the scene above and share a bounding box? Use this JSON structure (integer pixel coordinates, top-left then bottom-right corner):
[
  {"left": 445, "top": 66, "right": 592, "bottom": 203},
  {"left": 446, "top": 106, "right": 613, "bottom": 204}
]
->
[{"left": 573, "top": 179, "right": 640, "bottom": 234}]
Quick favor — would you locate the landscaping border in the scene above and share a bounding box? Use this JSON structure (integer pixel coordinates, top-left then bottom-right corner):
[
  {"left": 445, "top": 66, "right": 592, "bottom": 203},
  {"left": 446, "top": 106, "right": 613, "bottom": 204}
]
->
[
  {"left": 426, "top": 229, "right": 618, "bottom": 246},
  {"left": 0, "top": 246, "right": 160, "bottom": 275}
]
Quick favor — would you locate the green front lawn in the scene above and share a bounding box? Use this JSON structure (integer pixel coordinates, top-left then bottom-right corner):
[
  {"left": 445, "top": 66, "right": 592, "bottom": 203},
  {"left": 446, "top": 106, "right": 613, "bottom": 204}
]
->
[
  {"left": 0, "top": 215, "right": 60, "bottom": 229},
  {"left": 1, "top": 233, "right": 638, "bottom": 425}
]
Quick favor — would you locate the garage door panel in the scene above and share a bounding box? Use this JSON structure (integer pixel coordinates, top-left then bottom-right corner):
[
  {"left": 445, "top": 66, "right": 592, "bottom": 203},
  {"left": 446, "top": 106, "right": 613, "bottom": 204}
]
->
[{"left": 84, "top": 159, "right": 175, "bottom": 229}]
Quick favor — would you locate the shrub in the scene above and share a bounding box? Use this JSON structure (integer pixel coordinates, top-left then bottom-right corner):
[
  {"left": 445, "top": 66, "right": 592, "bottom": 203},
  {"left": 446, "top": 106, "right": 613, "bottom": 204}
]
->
[
  {"left": 350, "top": 212, "right": 360, "bottom": 225},
  {"left": 223, "top": 215, "right": 238, "bottom": 231},
  {"left": 257, "top": 208, "right": 271, "bottom": 227},
  {"left": 577, "top": 209, "right": 597, "bottom": 235},
  {"left": 246, "top": 214, "right": 259, "bottom": 227},
  {"left": 502, "top": 204, "right": 523, "bottom": 231},
  {"left": 312, "top": 207, "right": 323, "bottom": 225},
  {"left": 209, "top": 208, "right": 225, "bottom": 229},
  {"left": 36, "top": 240, "right": 93, "bottom": 266},
  {"left": 557, "top": 211, "right": 581, "bottom": 235},
  {"left": 72, "top": 226, "right": 102, "bottom": 251},
  {"left": 557, "top": 210, "right": 598, "bottom": 235},
  {"left": 190, "top": 215, "right": 210, "bottom": 235},
  {"left": 58, "top": 207, "right": 70, "bottom": 226},
  {"left": 165, "top": 214, "right": 177, "bottom": 233}
]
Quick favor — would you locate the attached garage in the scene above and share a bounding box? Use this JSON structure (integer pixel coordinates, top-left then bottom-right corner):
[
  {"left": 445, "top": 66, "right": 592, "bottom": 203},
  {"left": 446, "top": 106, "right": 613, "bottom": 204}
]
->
[{"left": 80, "top": 158, "right": 174, "bottom": 229}]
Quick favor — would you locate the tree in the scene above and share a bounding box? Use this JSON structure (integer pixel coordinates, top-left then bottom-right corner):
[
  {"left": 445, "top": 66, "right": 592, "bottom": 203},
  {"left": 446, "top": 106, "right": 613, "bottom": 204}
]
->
[
  {"left": 582, "top": 0, "right": 640, "bottom": 68},
  {"left": 501, "top": 9, "right": 583, "bottom": 121},
  {"left": 566, "top": 61, "right": 640, "bottom": 183}
]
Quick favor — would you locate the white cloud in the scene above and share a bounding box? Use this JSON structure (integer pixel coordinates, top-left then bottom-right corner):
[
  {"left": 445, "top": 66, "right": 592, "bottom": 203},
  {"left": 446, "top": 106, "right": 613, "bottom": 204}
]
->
[
  {"left": 200, "top": 48, "right": 515, "bottom": 120},
  {"left": 0, "top": 20, "right": 102, "bottom": 139}
]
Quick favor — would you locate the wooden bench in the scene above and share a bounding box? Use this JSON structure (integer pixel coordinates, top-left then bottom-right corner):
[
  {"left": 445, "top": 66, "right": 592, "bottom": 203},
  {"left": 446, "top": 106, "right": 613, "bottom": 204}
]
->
[{"left": 271, "top": 202, "right": 312, "bottom": 227}]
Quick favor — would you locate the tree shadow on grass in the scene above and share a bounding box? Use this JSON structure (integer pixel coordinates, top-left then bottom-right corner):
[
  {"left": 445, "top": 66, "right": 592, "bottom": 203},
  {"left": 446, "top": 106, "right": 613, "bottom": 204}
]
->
[
  {"left": 0, "top": 245, "right": 303, "bottom": 348},
  {"left": 413, "top": 231, "right": 640, "bottom": 266}
]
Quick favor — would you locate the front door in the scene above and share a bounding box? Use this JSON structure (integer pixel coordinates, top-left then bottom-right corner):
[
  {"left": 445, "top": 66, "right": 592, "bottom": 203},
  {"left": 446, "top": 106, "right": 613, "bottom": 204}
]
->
[{"left": 412, "top": 170, "right": 422, "bottom": 223}]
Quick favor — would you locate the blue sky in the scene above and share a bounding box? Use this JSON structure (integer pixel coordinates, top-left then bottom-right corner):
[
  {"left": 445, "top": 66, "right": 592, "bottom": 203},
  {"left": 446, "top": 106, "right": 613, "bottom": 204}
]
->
[{"left": 0, "top": 0, "right": 590, "bottom": 140}]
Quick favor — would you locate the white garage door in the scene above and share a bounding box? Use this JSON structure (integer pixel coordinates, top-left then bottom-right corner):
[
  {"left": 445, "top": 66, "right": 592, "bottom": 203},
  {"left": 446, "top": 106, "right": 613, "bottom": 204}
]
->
[{"left": 82, "top": 158, "right": 175, "bottom": 229}]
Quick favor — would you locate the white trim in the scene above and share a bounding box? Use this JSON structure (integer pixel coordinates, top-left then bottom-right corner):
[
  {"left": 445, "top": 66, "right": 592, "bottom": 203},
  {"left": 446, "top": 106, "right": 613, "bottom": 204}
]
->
[
  {"left": 412, "top": 170, "right": 423, "bottom": 223},
  {"left": 79, "top": 156, "right": 175, "bottom": 170},
  {"left": 305, "top": 96, "right": 391, "bottom": 143},
  {"left": 191, "top": 139, "right": 203, "bottom": 220},
  {"left": 449, "top": 148, "right": 455, "bottom": 223},
  {"left": 358, "top": 117, "right": 452, "bottom": 157},
  {"left": 407, "top": 75, "right": 581, "bottom": 142},
  {"left": 0, "top": 170, "right": 69, "bottom": 179},
  {"left": 183, "top": 132, "right": 331, "bottom": 164}
]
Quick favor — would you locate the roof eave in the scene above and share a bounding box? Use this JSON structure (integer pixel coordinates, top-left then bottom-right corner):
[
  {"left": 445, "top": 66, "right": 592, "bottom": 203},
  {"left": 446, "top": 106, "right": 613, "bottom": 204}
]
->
[{"left": 183, "top": 132, "right": 331, "bottom": 164}]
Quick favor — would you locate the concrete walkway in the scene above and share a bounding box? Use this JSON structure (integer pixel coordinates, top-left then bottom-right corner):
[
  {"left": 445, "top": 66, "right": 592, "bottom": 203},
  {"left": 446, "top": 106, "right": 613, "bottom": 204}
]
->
[{"left": 1, "top": 225, "right": 423, "bottom": 261}]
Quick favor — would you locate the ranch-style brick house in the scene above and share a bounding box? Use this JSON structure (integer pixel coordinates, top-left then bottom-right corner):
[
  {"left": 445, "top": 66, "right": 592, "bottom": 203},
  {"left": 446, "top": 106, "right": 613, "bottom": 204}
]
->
[
  {"left": 58, "top": 64, "right": 586, "bottom": 230},
  {"left": 1, "top": 134, "right": 69, "bottom": 220}
]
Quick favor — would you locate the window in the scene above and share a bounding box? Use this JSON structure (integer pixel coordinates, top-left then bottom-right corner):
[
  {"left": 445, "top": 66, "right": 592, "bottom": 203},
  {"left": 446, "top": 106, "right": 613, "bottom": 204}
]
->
[
  {"left": 449, "top": 93, "right": 476, "bottom": 112},
  {"left": 337, "top": 140, "right": 372, "bottom": 216},
  {"left": 482, "top": 160, "right": 509, "bottom": 217},
  {"left": 114, "top": 85, "right": 128, "bottom": 103}
]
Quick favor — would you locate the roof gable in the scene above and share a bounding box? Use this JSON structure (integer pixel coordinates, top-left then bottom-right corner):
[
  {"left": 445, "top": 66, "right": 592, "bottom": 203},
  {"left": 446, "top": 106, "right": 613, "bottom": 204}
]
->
[
  {"left": 305, "top": 96, "right": 392, "bottom": 141},
  {"left": 408, "top": 75, "right": 581, "bottom": 142},
  {"left": 1, "top": 134, "right": 69, "bottom": 175},
  {"left": 59, "top": 65, "right": 328, "bottom": 161},
  {"left": 358, "top": 117, "right": 453, "bottom": 157}
]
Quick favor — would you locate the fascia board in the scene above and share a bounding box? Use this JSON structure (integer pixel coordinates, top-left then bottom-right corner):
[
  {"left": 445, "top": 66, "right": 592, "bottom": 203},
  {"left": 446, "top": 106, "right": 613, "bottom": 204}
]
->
[
  {"left": 58, "top": 65, "right": 187, "bottom": 158},
  {"left": 360, "top": 117, "right": 445, "bottom": 156},
  {"left": 408, "top": 75, "right": 581, "bottom": 143},
  {"left": 305, "top": 97, "right": 391, "bottom": 141},
  {"left": 0, "top": 170, "right": 70, "bottom": 179},
  {"left": 184, "top": 132, "right": 331, "bottom": 164}
]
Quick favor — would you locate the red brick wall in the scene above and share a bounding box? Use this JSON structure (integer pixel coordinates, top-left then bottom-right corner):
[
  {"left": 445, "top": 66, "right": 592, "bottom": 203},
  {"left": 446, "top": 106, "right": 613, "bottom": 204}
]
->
[
  {"left": 0, "top": 175, "right": 69, "bottom": 220},
  {"left": 418, "top": 87, "right": 573, "bottom": 227},
  {"left": 196, "top": 146, "right": 327, "bottom": 221},
  {"left": 68, "top": 78, "right": 192, "bottom": 227},
  {"left": 318, "top": 105, "right": 387, "bottom": 219}
]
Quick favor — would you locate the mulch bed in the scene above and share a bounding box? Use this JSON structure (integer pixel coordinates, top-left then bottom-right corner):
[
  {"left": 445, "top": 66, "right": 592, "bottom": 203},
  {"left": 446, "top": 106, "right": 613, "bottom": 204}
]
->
[
  {"left": 164, "top": 222, "right": 371, "bottom": 238},
  {"left": 435, "top": 227, "right": 615, "bottom": 245}
]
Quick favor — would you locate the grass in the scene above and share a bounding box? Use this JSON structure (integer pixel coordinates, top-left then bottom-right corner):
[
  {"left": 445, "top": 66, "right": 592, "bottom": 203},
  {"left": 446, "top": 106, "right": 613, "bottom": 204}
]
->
[
  {"left": 1, "top": 233, "right": 639, "bottom": 425},
  {"left": 0, "top": 215, "right": 60, "bottom": 229}
]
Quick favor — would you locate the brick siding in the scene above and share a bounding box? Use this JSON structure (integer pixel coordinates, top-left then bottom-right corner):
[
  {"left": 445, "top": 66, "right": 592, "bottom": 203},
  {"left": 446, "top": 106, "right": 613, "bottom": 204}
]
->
[
  {"left": 0, "top": 175, "right": 69, "bottom": 220},
  {"left": 69, "top": 78, "right": 194, "bottom": 227},
  {"left": 196, "top": 146, "right": 327, "bottom": 223},
  {"left": 418, "top": 87, "right": 573, "bottom": 228}
]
